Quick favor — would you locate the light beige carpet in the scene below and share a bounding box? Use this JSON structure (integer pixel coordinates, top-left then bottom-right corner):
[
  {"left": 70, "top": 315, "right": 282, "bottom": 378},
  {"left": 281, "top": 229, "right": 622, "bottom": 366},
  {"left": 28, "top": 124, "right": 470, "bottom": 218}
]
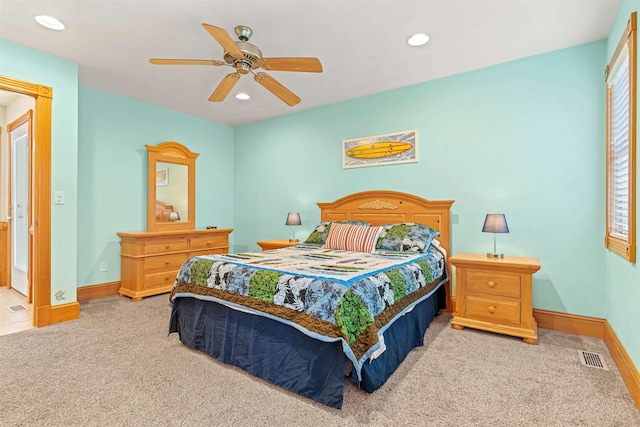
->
[{"left": 1, "top": 294, "right": 638, "bottom": 426}]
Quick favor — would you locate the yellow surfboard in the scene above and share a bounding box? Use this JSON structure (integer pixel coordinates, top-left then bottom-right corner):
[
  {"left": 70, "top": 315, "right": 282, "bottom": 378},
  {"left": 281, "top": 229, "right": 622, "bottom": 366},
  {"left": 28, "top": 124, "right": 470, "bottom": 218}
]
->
[{"left": 346, "top": 142, "right": 413, "bottom": 159}]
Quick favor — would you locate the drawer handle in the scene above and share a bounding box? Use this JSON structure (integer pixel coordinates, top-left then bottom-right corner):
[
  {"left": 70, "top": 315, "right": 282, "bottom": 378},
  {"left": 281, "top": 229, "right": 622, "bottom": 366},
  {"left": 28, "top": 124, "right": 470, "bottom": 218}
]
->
[
  {"left": 165, "top": 276, "right": 171, "bottom": 282},
  {"left": 206, "top": 241, "right": 211, "bottom": 246},
  {"left": 165, "top": 244, "right": 170, "bottom": 249},
  {"left": 165, "top": 261, "right": 170, "bottom": 265},
  {"left": 487, "top": 281, "right": 496, "bottom": 288},
  {"left": 488, "top": 306, "right": 496, "bottom": 314}
]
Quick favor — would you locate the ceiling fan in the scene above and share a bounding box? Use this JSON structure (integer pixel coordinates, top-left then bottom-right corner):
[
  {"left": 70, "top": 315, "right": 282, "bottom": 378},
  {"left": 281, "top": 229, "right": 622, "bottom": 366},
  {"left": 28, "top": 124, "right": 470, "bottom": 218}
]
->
[{"left": 149, "top": 24, "right": 323, "bottom": 106}]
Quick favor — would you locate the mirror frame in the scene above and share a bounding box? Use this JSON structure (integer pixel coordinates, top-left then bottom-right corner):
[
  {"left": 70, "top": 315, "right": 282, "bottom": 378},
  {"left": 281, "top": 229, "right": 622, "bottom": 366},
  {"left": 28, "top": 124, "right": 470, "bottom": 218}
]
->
[{"left": 146, "top": 142, "right": 199, "bottom": 232}]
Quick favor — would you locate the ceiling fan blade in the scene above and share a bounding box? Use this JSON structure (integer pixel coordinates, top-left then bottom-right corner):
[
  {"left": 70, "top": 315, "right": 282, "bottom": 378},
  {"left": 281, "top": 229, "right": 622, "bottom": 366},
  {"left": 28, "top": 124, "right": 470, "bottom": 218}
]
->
[
  {"left": 201, "top": 23, "right": 243, "bottom": 59},
  {"left": 254, "top": 72, "right": 301, "bottom": 106},
  {"left": 258, "top": 58, "right": 323, "bottom": 73},
  {"left": 149, "top": 59, "right": 226, "bottom": 66},
  {"left": 209, "top": 73, "right": 241, "bottom": 102}
]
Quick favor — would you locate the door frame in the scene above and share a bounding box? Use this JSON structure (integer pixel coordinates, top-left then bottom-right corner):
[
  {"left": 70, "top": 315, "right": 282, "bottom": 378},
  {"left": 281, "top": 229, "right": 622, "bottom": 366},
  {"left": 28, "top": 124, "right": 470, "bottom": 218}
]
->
[
  {"left": 7, "top": 109, "right": 33, "bottom": 302},
  {"left": 1, "top": 76, "right": 52, "bottom": 327}
]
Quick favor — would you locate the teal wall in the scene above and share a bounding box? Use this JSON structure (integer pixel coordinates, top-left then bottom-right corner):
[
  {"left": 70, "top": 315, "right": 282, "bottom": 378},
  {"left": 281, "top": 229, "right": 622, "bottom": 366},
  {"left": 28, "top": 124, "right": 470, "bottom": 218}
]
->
[
  {"left": 234, "top": 41, "right": 606, "bottom": 318},
  {"left": 2, "top": 15, "right": 637, "bottom": 376},
  {"left": 0, "top": 40, "right": 79, "bottom": 305},
  {"left": 77, "top": 86, "right": 234, "bottom": 287},
  {"left": 605, "top": 0, "right": 640, "bottom": 381}
]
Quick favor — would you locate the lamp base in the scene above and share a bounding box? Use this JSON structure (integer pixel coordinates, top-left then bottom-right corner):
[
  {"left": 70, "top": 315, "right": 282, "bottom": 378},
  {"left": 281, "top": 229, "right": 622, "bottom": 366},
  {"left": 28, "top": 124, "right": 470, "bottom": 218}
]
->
[{"left": 487, "top": 253, "right": 504, "bottom": 259}]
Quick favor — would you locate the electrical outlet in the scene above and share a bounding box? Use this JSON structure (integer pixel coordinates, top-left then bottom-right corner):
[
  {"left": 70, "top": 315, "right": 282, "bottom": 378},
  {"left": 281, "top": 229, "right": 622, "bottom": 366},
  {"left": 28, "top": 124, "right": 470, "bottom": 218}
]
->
[{"left": 100, "top": 261, "right": 108, "bottom": 272}]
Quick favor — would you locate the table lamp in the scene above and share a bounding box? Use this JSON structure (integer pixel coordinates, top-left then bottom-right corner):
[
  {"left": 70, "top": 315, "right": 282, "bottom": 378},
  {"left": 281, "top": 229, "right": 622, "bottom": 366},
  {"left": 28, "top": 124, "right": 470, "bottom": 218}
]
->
[
  {"left": 286, "top": 212, "right": 301, "bottom": 242},
  {"left": 482, "top": 214, "right": 509, "bottom": 258}
]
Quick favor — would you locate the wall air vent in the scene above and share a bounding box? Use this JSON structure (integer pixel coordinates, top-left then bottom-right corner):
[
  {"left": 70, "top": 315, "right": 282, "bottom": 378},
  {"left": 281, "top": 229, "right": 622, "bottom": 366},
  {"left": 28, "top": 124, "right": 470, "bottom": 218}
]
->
[{"left": 7, "top": 304, "right": 27, "bottom": 312}]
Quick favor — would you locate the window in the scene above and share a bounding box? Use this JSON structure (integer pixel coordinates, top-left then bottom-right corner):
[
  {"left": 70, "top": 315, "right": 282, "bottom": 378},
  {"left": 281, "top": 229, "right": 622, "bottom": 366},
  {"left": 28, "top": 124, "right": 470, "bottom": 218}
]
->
[{"left": 606, "top": 12, "right": 637, "bottom": 262}]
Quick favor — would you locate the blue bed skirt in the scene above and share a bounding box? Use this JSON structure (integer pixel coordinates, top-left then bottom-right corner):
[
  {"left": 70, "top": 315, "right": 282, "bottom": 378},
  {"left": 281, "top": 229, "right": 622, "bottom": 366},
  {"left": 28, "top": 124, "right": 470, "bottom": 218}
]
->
[{"left": 169, "top": 285, "right": 445, "bottom": 409}]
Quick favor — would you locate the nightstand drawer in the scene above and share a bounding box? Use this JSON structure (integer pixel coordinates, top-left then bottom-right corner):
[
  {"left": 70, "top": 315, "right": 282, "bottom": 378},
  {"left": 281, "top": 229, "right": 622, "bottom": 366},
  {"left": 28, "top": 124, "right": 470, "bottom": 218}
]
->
[
  {"left": 466, "top": 271, "right": 520, "bottom": 298},
  {"left": 144, "top": 253, "right": 188, "bottom": 273},
  {"left": 144, "top": 239, "right": 188, "bottom": 255},
  {"left": 190, "top": 235, "right": 228, "bottom": 251},
  {"left": 465, "top": 295, "right": 521, "bottom": 325}
]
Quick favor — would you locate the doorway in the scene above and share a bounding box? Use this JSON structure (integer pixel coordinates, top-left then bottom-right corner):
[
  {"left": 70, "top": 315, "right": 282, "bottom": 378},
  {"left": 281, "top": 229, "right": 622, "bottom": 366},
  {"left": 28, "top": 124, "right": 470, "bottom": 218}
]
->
[
  {"left": 0, "top": 76, "right": 52, "bottom": 328},
  {"left": 8, "top": 110, "right": 32, "bottom": 299}
]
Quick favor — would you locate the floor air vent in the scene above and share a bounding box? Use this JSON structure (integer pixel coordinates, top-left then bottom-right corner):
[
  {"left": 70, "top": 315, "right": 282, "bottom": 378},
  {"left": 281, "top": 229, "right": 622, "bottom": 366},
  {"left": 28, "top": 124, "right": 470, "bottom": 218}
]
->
[
  {"left": 7, "top": 305, "right": 27, "bottom": 313},
  {"left": 579, "top": 350, "right": 609, "bottom": 370}
]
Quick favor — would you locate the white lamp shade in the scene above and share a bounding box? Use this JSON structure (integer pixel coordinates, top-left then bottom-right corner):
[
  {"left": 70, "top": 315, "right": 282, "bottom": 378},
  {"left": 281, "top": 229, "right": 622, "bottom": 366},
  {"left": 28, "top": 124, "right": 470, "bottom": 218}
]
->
[{"left": 286, "top": 212, "right": 301, "bottom": 226}]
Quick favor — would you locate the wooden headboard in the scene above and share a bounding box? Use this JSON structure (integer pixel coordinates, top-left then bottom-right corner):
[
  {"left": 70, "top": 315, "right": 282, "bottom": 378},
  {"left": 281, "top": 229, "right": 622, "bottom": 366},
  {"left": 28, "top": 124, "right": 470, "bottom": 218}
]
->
[
  {"left": 318, "top": 190, "right": 454, "bottom": 310},
  {"left": 155, "top": 200, "right": 174, "bottom": 222}
]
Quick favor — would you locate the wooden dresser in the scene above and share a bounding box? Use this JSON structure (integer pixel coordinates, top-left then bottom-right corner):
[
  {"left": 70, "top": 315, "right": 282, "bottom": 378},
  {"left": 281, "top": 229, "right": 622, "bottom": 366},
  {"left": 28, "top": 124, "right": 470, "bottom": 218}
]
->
[
  {"left": 117, "top": 228, "right": 233, "bottom": 301},
  {"left": 450, "top": 253, "right": 541, "bottom": 344}
]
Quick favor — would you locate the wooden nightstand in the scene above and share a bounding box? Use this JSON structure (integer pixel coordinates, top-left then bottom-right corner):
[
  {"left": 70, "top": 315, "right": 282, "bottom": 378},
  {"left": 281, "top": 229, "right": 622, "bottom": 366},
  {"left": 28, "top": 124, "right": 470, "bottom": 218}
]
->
[
  {"left": 450, "top": 253, "right": 541, "bottom": 344},
  {"left": 256, "top": 239, "right": 300, "bottom": 251}
]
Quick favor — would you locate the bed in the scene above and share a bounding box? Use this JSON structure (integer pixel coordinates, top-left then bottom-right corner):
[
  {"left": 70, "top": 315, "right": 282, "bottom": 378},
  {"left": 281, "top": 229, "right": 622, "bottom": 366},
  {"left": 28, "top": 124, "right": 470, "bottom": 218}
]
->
[
  {"left": 169, "top": 191, "right": 454, "bottom": 408},
  {"left": 155, "top": 200, "right": 174, "bottom": 222}
]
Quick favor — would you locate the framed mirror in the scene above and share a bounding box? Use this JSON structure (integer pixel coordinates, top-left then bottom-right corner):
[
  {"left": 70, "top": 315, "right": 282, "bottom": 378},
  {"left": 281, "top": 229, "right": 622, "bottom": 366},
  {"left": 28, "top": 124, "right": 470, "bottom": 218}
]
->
[{"left": 146, "top": 142, "right": 199, "bottom": 232}]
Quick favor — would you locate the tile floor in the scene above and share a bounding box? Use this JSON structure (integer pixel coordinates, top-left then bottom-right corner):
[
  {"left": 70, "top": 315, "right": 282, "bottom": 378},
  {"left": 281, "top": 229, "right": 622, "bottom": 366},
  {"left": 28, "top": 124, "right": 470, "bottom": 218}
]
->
[{"left": 0, "top": 286, "right": 33, "bottom": 336}]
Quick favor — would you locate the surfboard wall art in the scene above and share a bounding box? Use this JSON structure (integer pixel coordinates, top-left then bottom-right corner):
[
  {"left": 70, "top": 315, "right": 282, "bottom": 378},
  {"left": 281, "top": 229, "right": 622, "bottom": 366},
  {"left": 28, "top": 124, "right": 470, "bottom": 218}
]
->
[{"left": 342, "top": 129, "right": 418, "bottom": 169}]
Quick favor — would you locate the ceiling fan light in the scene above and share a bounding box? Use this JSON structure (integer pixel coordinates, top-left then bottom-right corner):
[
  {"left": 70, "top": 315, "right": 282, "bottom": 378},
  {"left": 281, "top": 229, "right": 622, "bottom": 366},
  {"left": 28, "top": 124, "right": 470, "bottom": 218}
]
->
[
  {"left": 35, "top": 15, "right": 65, "bottom": 31},
  {"left": 407, "top": 33, "right": 429, "bottom": 47},
  {"left": 235, "top": 93, "right": 250, "bottom": 100}
]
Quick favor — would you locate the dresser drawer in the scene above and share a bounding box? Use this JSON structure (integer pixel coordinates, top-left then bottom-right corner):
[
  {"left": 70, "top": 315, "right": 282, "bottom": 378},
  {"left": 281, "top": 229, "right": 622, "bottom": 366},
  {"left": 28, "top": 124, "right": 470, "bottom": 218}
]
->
[
  {"left": 465, "top": 295, "right": 521, "bottom": 325},
  {"left": 144, "top": 253, "right": 188, "bottom": 273},
  {"left": 190, "top": 235, "right": 228, "bottom": 251},
  {"left": 189, "top": 248, "right": 226, "bottom": 258},
  {"left": 144, "top": 239, "right": 188, "bottom": 255},
  {"left": 144, "top": 271, "right": 179, "bottom": 290},
  {"left": 466, "top": 270, "right": 520, "bottom": 298}
]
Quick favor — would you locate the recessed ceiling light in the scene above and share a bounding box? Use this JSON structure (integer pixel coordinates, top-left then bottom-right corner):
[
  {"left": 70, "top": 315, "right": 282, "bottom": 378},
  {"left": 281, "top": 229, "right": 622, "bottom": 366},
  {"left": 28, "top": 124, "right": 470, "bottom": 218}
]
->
[
  {"left": 235, "top": 93, "right": 250, "bottom": 100},
  {"left": 35, "top": 15, "right": 65, "bottom": 31},
  {"left": 407, "top": 33, "right": 429, "bottom": 47}
]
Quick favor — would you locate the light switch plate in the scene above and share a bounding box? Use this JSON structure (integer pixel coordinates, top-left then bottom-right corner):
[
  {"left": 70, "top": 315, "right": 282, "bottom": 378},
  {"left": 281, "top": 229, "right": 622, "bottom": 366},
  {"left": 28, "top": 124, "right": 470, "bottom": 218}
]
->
[{"left": 54, "top": 191, "right": 64, "bottom": 205}]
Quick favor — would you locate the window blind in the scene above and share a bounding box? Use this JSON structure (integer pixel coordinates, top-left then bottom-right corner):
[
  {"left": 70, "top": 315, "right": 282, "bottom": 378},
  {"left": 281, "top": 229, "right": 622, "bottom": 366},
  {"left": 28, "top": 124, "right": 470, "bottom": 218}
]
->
[{"left": 608, "top": 48, "right": 631, "bottom": 239}]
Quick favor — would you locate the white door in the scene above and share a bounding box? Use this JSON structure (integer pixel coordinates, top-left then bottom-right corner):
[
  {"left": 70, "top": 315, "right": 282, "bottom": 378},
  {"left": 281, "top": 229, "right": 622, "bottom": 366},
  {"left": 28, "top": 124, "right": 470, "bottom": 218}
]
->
[{"left": 10, "top": 122, "right": 29, "bottom": 296}]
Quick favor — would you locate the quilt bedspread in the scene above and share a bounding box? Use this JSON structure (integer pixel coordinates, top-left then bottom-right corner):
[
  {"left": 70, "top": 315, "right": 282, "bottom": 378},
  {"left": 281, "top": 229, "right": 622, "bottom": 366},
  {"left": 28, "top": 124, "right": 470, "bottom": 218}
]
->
[{"left": 169, "top": 243, "right": 446, "bottom": 378}]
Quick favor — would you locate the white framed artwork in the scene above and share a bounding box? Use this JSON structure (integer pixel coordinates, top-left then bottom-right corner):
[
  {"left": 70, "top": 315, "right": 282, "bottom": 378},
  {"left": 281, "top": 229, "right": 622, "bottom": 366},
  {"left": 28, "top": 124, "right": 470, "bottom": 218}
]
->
[
  {"left": 156, "top": 167, "right": 169, "bottom": 186},
  {"left": 342, "top": 129, "right": 418, "bottom": 169}
]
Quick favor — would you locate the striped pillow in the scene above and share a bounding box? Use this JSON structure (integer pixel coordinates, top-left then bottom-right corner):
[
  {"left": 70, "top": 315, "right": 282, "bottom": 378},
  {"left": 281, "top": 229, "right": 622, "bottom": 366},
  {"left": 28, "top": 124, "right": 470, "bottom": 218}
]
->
[{"left": 323, "top": 223, "right": 383, "bottom": 253}]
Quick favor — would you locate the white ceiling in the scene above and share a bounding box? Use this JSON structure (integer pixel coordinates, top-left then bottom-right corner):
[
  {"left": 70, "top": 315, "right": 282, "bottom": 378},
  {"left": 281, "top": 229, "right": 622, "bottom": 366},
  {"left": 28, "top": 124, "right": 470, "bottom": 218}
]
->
[
  {"left": 0, "top": 1, "right": 620, "bottom": 126},
  {"left": 0, "top": 91, "right": 19, "bottom": 106}
]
